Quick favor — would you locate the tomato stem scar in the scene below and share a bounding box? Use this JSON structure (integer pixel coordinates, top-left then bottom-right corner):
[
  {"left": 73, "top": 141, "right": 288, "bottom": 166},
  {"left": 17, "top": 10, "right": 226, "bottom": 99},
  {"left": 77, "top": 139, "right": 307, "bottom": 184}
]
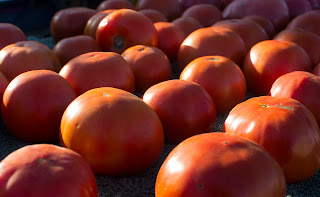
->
[{"left": 112, "top": 35, "right": 125, "bottom": 50}]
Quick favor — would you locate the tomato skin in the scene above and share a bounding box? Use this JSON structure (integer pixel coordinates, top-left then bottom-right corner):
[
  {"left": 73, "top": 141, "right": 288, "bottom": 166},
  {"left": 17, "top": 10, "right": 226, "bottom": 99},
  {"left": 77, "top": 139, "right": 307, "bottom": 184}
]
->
[
  {"left": 0, "top": 23, "right": 27, "bottom": 50},
  {"left": 2, "top": 70, "right": 77, "bottom": 143},
  {"left": 181, "top": 4, "right": 222, "bottom": 27},
  {"left": 96, "top": 9, "right": 158, "bottom": 53},
  {"left": 0, "top": 144, "right": 98, "bottom": 197},
  {"left": 96, "top": 0, "right": 135, "bottom": 11},
  {"left": 284, "top": 0, "right": 312, "bottom": 19},
  {"left": 139, "top": 9, "right": 168, "bottom": 23},
  {"left": 313, "top": 63, "right": 320, "bottom": 76},
  {"left": 155, "top": 132, "right": 286, "bottom": 197},
  {"left": 178, "top": 0, "right": 222, "bottom": 10},
  {"left": 286, "top": 10, "right": 320, "bottom": 37},
  {"left": 172, "top": 17, "right": 203, "bottom": 37},
  {"left": 60, "top": 87, "right": 164, "bottom": 175},
  {"left": 142, "top": 79, "right": 216, "bottom": 144},
  {"left": 180, "top": 56, "right": 246, "bottom": 114},
  {"left": 223, "top": 96, "right": 320, "bottom": 183},
  {"left": 243, "top": 40, "right": 312, "bottom": 96}
]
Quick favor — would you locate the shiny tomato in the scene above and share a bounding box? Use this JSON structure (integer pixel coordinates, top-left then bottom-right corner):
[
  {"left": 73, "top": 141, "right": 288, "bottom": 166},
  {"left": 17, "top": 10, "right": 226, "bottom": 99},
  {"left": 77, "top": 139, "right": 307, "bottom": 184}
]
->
[
  {"left": 96, "top": 9, "right": 158, "bottom": 53},
  {"left": 243, "top": 40, "right": 312, "bottom": 95},
  {"left": 155, "top": 132, "right": 286, "bottom": 197},
  {"left": 0, "top": 144, "right": 98, "bottom": 197},
  {"left": 223, "top": 96, "right": 320, "bottom": 183},
  {"left": 142, "top": 79, "right": 216, "bottom": 144},
  {"left": 286, "top": 10, "right": 320, "bottom": 37},
  {"left": 96, "top": 0, "right": 135, "bottom": 11},
  {"left": 2, "top": 70, "right": 77, "bottom": 143},
  {"left": 121, "top": 45, "right": 172, "bottom": 93},
  {"left": 59, "top": 51, "right": 135, "bottom": 96},
  {"left": 243, "top": 15, "right": 276, "bottom": 39},
  {"left": 139, "top": 9, "right": 168, "bottom": 23},
  {"left": 0, "top": 41, "right": 61, "bottom": 81},
  {"left": 0, "top": 23, "right": 27, "bottom": 50},
  {"left": 177, "top": 26, "right": 247, "bottom": 71},
  {"left": 180, "top": 56, "right": 246, "bottom": 114},
  {"left": 172, "top": 17, "right": 203, "bottom": 37},
  {"left": 60, "top": 87, "right": 164, "bottom": 175},
  {"left": 181, "top": 4, "right": 222, "bottom": 27}
]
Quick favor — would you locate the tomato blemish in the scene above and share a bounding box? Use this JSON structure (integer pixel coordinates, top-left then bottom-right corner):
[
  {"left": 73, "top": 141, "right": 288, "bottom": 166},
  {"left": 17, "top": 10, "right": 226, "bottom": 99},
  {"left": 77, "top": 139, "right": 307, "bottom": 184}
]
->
[{"left": 112, "top": 34, "right": 125, "bottom": 51}]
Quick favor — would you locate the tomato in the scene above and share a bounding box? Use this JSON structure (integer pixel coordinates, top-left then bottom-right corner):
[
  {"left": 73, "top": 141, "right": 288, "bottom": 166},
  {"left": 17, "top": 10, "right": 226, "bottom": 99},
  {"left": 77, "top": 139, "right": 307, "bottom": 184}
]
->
[
  {"left": 212, "top": 18, "right": 268, "bottom": 51},
  {"left": 0, "top": 144, "right": 98, "bottom": 196},
  {"left": 96, "top": 9, "right": 158, "bottom": 53},
  {"left": 286, "top": 10, "right": 320, "bottom": 37},
  {"left": 0, "top": 72, "right": 8, "bottom": 106},
  {"left": 284, "top": 0, "right": 312, "bottom": 19},
  {"left": 223, "top": 96, "right": 320, "bottom": 183},
  {"left": 0, "top": 23, "right": 27, "bottom": 50},
  {"left": 0, "top": 41, "right": 61, "bottom": 81},
  {"left": 273, "top": 28, "right": 320, "bottom": 67},
  {"left": 178, "top": 0, "right": 221, "bottom": 10},
  {"left": 177, "top": 26, "right": 247, "bottom": 71},
  {"left": 172, "top": 17, "right": 203, "bottom": 37},
  {"left": 222, "top": 0, "right": 290, "bottom": 32},
  {"left": 270, "top": 71, "right": 320, "bottom": 127},
  {"left": 153, "top": 22, "right": 186, "bottom": 61},
  {"left": 96, "top": 0, "right": 135, "bottom": 11},
  {"left": 180, "top": 56, "right": 246, "bottom": 114},
  {"left": 53, "top": 35, "right": 102, "bottom": 66},
  {"left": 242, "top": 15, "right": 276, "bottom": 39},
  {"left": 181, "top": 4, "right": 222, "bottom": 27},
  {"left": 50, "top": 7, "right": 97, "bottom": 42},
  {"left": 139, "top": 9, "right": 168, "bottom": 23},
  {"left": 155, "top": 132, "right": 286, "bottom": 197},
  {"left": 59, "top": 51, "right": 134, "bottom": 96},
  {"left": 2, "top": 70, "right": 76, "bottom": 143},
  {"left": 242, "top": 40, "right": 312, "bottom": 95},
  {"left": 313, "top": 63, "right": 320, "bottom": 76},
  {"left": 60, "top": 87, "right": 164, "bottom": 175},
  {"left": 142, "top": 79, "right": 216, "bottom": 144},
  {"left": 135, "top": 0, "right": 183, "bottom": 21},
  {"left": 121, "top": 45, "right": 172, "bottom": 93}
]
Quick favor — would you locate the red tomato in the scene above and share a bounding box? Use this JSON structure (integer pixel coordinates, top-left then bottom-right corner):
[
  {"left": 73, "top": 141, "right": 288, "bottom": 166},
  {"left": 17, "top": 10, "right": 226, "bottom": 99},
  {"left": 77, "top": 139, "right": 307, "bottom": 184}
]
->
[
  {"left": 223, "top": 96, "right": 320, "bottom": 183},
  {"left": 59, "top": 51, "right": 135, "bottom": 96},
  {"left": 60, "top": 87, "right": 164, "bottom": 175},
  {"left": 181, "top": 4, "right": 222, "bottom": 27},
  {"left": 180, "top": 56, "right": 246, "bottom": 114},
  {"left": 242, "top": 40, "right": 312, "bottom": 95},
  {"left": 139, "top": 9, "right": 168, "bottom": 23},
  {"left": 153, "top": 22, "right": 186, "bottom": 61},
  {"left": 0, "top": 23, "right": 27, "bottom": 50},
  {"left": 172, "top": 17, "right": 203, "bottom": 37},
  {"left": 50, "top": 7, "right": 97, "bottom": 42},
  {"left": 177, "top": 26, "right": 247, "bottom": 71},
  {"left": 96, "top": 0, "right": 135, "bottom": 11},
  {"left": 155, "top": 132, "right": 286, "bottom": 197},
  {"left": 53, "top": 35, "right": 102, "bottom": 66},
  {"left": 96, "top": 9, "right": 158, "bottom": 53},
  {"left": 121, "top": 45, "right": 172, "bottom": 93},
  {"left": 243, "top": 15, "right": 276, "bottom": 39},
  {"left": 178, "top": 0, "right": 221, "bottom": 10},
  {"left": 313, "top": 63, "right": 320, "bottom": 76},
  {"left": 0, "top": 72, "right": 8, "bottom": 105},
  {"left": 286, "top": 10, "right": 320, "bottom": 37},
  {"left": 0, "top": 41, "right": 61, "bottom": 81},
  {"left": 270, "top": 71, "right": 320, "bottom": 127},
  {"left": 2, "top": 70, "right": 77, "bottom": 143},
  {"left": 284, "top": 0, "right": 312, "bottom": 19},
  {"left": 142, "top": 79, "right": 216, "bottom": 144},
  {"left": 0, "top": 144, "right": 98, "bottom": 196}
]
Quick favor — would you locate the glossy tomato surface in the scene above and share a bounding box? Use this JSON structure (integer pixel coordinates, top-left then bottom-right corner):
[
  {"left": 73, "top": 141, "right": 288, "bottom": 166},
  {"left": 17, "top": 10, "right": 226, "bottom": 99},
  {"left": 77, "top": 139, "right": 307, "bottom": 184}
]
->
[
  {"left": 223, "top": 96, "right": 320, "bottom": 183},
  {"left": 155, "top": 132, "right": 286, "bottom": 197}
]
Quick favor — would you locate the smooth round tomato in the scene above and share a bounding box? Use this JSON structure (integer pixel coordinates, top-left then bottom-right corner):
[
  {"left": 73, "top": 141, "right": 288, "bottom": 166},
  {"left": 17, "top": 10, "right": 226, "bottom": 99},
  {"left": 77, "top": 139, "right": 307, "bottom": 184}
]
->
[
  {"left": 180, "top": 56, "right": 246, "bottom": 114},
  {"left": 2, "top": 70, "right": 77, "bottom": 143},
  {"left": 286, "top": 10, "right": 320, "bottom": 37},
  {"left": 0, "top": 144, "right": 98, "bottom": 197},
  {"left": 59, "top": 51, "right": 135, "bottom": 96},
  {"left": 177, "top": 26, "right": 247, "bottom": 71},
  {"left": 96, "top": 9, "right": 158, "bottom": 53},
  {"left": 155, "top": 132, "right": 286, "bottom": 197},
  {"left": 0, "top": 41, "right": 61, "bottom": 81},
  {"left": 60, "top": 87, "right": 164, "bottom": 175},
  {"left": 139, "top": 9, "right": 168, "bottom": 23},
  {"left": 243, "top": 15, "right": 276, "bottom": 39},
  {"left": 53, "top": 35, "right": 102, "bottom": 66},
  {"left": 96, "top": 0, "right": 135, "bottom": 11},
  {"left": 242, "top": 40, "right": 312, "bottom": 95},
  {"left": 142, "top": 79, "right": 216, "bottom": 144},
  {"left": 172, "top": 17, "right": 203, "bottom": 37},
  {"left": 121, "top": 45, "right": 172, "bottom": 93},
  {"left": 181, "top": 4, "right": 222, "bottom": 27},
  {"left": 0, "top": 23, "right": 27, "bottom": 50},
  {"left": 223, "top": 96, "right": 320, "bottom": 183}
]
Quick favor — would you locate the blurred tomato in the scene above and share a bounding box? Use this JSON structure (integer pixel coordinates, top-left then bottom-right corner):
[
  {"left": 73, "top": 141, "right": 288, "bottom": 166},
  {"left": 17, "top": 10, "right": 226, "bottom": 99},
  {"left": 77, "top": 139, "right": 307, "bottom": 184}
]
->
[
  {"left": 313, "top": 63, "right": 320, "bottom": 76},
  {"left": 284, "top": 0, "right": 312, "bottom": 19},
  {"left": 96, "top": 0, "right": 135, "bottom": 11},
  {"left": 172, "top": 17, "right": 203, "bottom": 37},
  {"left": 139, "top": 9, "right": 168, "bottom": 23},
  {"left": 181, "top": 4, "right": 222, "bottom": 27},
  {"left": 0, "top": 23, "right": 27, "bottom": 50},
  {"left": 242, "top": 15, "right": 276, "bottom": 39}
]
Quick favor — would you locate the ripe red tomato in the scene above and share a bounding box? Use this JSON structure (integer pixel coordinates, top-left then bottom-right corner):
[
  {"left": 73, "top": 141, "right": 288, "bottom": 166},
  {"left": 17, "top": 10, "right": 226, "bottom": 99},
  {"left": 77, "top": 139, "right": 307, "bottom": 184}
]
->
[
  {"left": 60, "top": 87, "right": 164, "bottom": 175},
  {"left": 139, "top": 9, "right": 168, "bottom": 23},
  {"left": 155, "top": 132, "right": 286, "bottom": 197},
  {"left": 0, "top": 144, "right": 98, "bottom": 196},
  {"left": 172, "top": 17, "right": 203, "bottom": 37},
  {"left": 0, "top": 23, "right": 27, "bottom": 50},
  {"left": 0, "top": 41, "right": 61, "bottom": 81},
  {"left": 181, "top": 4, "right": 222, "bottom": 27},
  {"left": 121, "top": 45, "right": 172, "bottom": 93},
  {"left": 270, "top": 71, "right": 320, "bottom": 127},
  {"left": 96, "top": 9, "right": 158, "bottom": 53},
  {"left": 223, "top": 96, "right": 320, "bottom": 183},
  {"left": 142, "top": 79, "right": 216, "bottom": 144},
  {"left": 177, "top": 26, "right": 247, "bottom": 71},
  {"left": 243, "top": 15, "right": 276, "bottom": 39},
  {"left": 286, "top": 10, "right": 320, "bottom": 37},
  {"left": 96, "top": 0, "right": 135, "bottom": 11},
  {"left": 53, "top": 35, "right": 102, "bottom": 66},
  {"left": 180, "top": 56, "right": 246, "bottom": 114},
  {"left": 242, "top": 40, "right": 312, "bottom": 95},
  {"left": 59, "top": 51, "right": 135, "bottom": 96},
  {"left": 2, "top": 70, "right": 77, "bottom": 143}
]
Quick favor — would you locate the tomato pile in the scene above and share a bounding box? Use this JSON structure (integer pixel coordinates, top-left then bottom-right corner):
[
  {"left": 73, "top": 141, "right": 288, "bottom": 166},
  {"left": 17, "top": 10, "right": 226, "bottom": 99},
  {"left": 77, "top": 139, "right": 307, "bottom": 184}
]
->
[{"left": 0, "top": 0, "right": 320, "bottom": 196}]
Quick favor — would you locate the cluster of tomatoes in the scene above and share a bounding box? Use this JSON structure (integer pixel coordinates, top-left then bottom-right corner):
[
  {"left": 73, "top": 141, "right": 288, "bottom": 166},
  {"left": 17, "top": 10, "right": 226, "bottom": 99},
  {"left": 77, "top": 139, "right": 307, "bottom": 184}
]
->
[{"left": 0, "top": 0, "right": 320, "bottom": 196}]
